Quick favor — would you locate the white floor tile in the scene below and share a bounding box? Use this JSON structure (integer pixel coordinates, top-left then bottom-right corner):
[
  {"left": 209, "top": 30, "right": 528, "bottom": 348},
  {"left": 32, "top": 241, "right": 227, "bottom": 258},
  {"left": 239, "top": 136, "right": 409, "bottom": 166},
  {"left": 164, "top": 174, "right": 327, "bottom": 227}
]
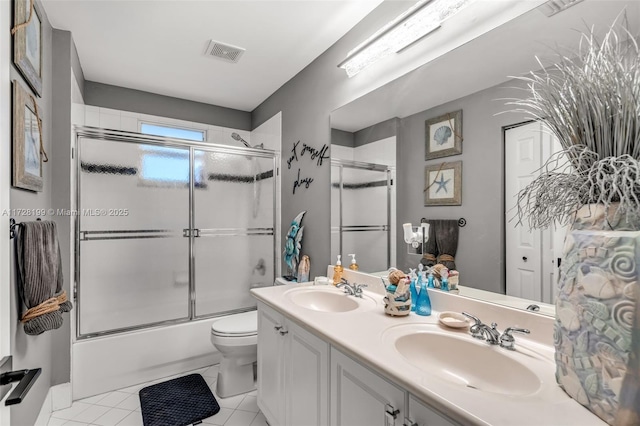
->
[
  {"left": 247, "top": 390, "right": 257, "bottom": 397},
  {"left": 95, "top": 392, "right": 130, "bottom": 408},
  {"left": 46, "top": 418, "right": 67, "bottom": 426},
  {"left": 63, "top": 421, "right": 90, "bottom": 426},
  {"left": 77, "top": 392, "right": 109, "bottom": 405},
  {"left": 115, "top": 394, "right": 140, "bottom": 411},
  {"left": 202, "top": 407, "right": 234, "bottom": 425},
  {"left": 213, "top": 392, "right": 246, "bottom": 410},
  {"left": 92, "top": 408, "right": 131, "bottom": 426},
  {"left": 70, "top": 404, "right": 110, "bottom": 423},
  {"left": 118, "top": 382, "right": 147, "bottom": 394},
  {"left": 51, "top": 402, "right": 92, "bottom": 420},
  {"left": 250, "top": 412, "right": 268, "bottom": 426},
  {"left": 114, "top": 410, "right": 143, "bottom": 426},
  {"left": 237, "top": 396, "right": 259, "bottom": 413},
  {"left": 203, "top": 365, "right": 219, "bottom": 378},
  {"left": 223, "top": 410, "right": 258, "bottom": 426}
]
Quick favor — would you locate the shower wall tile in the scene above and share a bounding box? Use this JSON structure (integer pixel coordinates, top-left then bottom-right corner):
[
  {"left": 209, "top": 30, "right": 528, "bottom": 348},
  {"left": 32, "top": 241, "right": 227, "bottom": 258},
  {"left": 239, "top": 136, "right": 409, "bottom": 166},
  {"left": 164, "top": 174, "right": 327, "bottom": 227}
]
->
[
  {"left": 99, "top": 111, "right": 121, "bottom": 131},
  {"left": 85, "top": 107, "right": 100, "bottom": 127},
  {"left": 120, "top": 115, "right": 138, "bottom": 132},
  {"left": 251, "top": 112, "right": 281, "bottom": 151},
  {"left": 71, "top": 103, "right": 85, "bottom": 126}
]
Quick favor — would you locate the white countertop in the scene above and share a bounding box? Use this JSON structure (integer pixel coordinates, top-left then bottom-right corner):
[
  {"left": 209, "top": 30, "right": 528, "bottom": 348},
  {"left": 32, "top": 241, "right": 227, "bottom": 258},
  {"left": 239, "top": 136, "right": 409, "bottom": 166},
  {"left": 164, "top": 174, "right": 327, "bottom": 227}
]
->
[{"left": 251, "top": 283, "right": 605, "bottom": 426}]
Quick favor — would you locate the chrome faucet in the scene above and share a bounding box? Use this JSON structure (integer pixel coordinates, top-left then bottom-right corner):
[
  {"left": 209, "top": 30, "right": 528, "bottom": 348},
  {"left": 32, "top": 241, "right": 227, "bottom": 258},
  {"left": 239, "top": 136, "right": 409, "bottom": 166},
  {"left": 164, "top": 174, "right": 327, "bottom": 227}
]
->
[
  {"left": 461, "top": 312, "right": 500, "bottom": 344},
  {"left": 499, "top": 327, "right": 530, "bottom": 350},
  {"left": 336, "top": 279, "right": 367, "bottom": 298},
  {"left": 462, "top": 312, "right": 531, "bottom": 349}
]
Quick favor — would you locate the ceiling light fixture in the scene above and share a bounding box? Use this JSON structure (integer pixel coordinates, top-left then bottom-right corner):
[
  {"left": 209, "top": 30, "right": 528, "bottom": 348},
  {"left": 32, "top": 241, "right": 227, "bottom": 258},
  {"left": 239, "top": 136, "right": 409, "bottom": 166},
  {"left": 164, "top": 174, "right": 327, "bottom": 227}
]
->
[{"left": 338, "top": 0, "right": 474, "bottom": 78}]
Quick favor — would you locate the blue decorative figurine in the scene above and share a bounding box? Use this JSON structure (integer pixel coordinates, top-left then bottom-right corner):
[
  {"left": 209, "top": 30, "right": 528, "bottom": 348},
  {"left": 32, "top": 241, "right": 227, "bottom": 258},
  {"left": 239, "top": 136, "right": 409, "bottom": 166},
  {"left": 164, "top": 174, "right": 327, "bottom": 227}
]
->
[{"left": 283, "top": 211, "right": 306, "bottom": 280}]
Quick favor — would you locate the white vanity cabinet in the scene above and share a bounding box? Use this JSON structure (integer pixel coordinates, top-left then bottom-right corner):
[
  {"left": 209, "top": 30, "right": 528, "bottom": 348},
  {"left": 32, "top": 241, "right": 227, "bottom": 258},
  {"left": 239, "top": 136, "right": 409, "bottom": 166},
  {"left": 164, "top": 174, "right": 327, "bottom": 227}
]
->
[
  {"left": 404, "top": 394, "right": 458, "bottom": 426},
  {"left": 330, "top": 348, "right": 406, "bottom": 426},
  {"left": 257, "top": 302, "right": 329, "bottom": 426}
]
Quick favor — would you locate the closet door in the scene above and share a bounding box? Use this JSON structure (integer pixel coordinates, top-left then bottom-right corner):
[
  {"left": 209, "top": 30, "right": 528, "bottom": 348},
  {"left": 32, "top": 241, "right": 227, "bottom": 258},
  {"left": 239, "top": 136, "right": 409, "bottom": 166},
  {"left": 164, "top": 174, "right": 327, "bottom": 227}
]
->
[{"left": 192, "top": 148, "right": 276, "bottom": 317}]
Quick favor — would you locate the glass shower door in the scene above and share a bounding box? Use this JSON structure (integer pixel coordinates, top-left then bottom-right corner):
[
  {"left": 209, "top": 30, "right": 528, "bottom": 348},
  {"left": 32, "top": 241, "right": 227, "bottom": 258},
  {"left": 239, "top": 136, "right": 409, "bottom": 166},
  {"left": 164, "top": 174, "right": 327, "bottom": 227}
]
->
[
  {"left": 78, "top": 138, "right": 191, "bottom": 336},
  {"left": 193, "top": 148, "right": 276, "bottom": 317},
  {"left": 334, "top": 161, "right": 391, "bottom": 272}
]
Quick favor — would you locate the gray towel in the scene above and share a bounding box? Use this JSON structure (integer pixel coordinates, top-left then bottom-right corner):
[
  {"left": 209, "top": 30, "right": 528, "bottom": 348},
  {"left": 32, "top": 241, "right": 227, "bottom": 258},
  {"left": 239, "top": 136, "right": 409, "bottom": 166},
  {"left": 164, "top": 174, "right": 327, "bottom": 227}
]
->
[{"left": 15, "top": 220, "right": 72, "bottom": 335}]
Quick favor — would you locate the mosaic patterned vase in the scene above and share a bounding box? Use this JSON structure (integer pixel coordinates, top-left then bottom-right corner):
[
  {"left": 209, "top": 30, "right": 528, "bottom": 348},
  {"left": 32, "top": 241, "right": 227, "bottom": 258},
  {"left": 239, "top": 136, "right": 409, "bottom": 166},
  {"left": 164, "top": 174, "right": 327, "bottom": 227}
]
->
[{"left": 555, "top": 205, "right": 640, "bottom": 425}]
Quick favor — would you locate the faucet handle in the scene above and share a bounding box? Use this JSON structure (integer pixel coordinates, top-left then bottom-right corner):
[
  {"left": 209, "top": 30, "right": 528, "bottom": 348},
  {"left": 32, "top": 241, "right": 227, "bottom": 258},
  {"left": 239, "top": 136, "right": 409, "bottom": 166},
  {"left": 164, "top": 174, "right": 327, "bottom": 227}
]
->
[
  {"left": 462, "top": 312, "right": 484, "bottom": 340},
  {"left": 500, "top": 327, "right": 530, "bottom": 350},
  {"left": 461, "top": 312, "right": 481, "bottom": 325}
]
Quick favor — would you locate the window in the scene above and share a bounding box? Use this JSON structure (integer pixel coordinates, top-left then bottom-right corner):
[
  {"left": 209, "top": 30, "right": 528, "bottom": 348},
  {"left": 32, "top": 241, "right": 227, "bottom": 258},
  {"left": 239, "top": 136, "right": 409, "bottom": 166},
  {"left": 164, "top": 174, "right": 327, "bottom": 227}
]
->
[
  {"left": 140, "top": 146, "right": 205, "bottom": 187},
  {"left": 140, "top": 123, "right": 205, "bottom": 142}
]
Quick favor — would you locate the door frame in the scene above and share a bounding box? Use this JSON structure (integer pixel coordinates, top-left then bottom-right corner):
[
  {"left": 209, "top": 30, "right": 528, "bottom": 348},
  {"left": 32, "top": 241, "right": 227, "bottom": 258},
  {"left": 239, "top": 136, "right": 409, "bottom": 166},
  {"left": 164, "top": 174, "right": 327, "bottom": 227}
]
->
[{"left": 501, "top": 120, "right": 536, "bottom": 296}]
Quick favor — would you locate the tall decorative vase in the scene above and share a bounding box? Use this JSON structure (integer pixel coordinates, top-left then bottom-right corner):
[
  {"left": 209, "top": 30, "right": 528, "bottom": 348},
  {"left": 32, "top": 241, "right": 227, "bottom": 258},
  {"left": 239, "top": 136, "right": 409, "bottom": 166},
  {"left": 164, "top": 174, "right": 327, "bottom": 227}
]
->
[{"left": 555, "top": 205, "right": 640, "bottom": 424}]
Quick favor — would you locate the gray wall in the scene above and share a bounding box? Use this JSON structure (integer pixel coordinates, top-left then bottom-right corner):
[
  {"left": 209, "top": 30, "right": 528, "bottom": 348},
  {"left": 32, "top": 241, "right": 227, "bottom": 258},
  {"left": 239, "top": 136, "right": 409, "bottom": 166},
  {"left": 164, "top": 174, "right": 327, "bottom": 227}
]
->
[
  {"left": 253, "top": 1, "right": 416, "bottom": 278},
  {"left": 330, "top": 128, "right": 354, "bottom": 147},
  {"left": 85, "top": 81, "right": 252, "bottom": 131},
  {"left": 8, "top": 4, "right": 73, "bottom": 425},
  {"left": 354, "top": 117, "right": 398, "bottom": 147},
  {"left": 396, "top": 80, "right": 528, "bottom": 293}
]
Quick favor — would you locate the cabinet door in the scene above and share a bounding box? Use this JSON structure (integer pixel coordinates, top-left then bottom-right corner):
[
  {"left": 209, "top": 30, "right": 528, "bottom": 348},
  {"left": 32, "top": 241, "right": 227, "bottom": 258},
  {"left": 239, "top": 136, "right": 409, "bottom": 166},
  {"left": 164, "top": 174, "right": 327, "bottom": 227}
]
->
[
  {"left": 331, "top": 348, "right": 405, "bottom": 426},
  {"left": 286, "top": 321, "right": 329, "bottom": 426},
  {"left": 257, "top": 303, "right": 286, "bottom": 426},
  {"left": 406, "top": 394, "right": 458, "bottom": 426}
]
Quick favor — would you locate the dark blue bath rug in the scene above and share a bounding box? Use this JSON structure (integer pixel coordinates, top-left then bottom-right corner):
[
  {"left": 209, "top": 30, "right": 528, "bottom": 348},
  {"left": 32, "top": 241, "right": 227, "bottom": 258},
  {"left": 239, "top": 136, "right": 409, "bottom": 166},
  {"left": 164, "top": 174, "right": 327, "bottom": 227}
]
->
[{"left": 139, "top": 373, "right": 220, "bottom": 426}]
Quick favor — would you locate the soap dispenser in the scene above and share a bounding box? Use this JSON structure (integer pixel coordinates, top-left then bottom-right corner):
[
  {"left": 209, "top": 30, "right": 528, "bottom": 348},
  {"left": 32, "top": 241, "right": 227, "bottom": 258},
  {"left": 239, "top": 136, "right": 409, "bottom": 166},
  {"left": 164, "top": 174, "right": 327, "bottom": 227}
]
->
[
  {"left": 415, "top": 275, "right": 432, "bottom": 316},
  {"left": 332, "top": 255, "right": 344, "bottom": 285},
  {"left": 348, "top": 254, "right": 359, "bottom": 271}
]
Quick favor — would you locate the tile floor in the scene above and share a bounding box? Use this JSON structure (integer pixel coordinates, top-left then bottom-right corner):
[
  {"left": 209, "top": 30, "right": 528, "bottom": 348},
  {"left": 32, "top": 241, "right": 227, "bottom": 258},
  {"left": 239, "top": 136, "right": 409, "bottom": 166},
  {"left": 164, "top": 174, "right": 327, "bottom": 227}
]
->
[{"left": 47, "top": 365, "right": 267, "bottom": 426}]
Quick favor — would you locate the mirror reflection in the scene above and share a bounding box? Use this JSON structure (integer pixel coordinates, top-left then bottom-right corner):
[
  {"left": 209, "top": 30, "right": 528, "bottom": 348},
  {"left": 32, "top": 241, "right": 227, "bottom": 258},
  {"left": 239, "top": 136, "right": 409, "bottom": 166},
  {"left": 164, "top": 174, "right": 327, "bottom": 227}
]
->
[{"left": 330, "top": 0, "right": 639, "bottom": 316}]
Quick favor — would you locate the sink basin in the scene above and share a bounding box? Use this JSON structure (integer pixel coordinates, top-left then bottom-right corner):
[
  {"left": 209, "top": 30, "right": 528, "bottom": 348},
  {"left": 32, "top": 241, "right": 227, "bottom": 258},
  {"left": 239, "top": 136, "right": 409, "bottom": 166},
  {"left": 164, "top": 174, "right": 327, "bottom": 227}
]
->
[
  {"left": 285, "top": 287, "right": 374, "bottom": 313},
  {"left": 385, "top": 326, "right": 541, "bottom": 396}
]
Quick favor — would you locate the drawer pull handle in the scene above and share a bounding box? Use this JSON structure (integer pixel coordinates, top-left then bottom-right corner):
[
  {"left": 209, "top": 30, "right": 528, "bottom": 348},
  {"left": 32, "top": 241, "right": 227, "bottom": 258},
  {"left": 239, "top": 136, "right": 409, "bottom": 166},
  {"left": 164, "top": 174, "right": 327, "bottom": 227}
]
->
[
  {"left": 385, "top": 404, "right": 400, "bottom": 422},
  {"left": 278, "top": 329, "right": 288, "bottom": 336}
]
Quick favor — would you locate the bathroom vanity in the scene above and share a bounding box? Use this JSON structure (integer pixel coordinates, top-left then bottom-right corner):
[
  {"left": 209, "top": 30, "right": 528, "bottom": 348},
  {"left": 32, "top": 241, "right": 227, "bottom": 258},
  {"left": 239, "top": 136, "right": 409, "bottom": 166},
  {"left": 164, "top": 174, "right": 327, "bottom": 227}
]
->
[{"left": 251, "top": 283, "right": 605, "bottom": 426}]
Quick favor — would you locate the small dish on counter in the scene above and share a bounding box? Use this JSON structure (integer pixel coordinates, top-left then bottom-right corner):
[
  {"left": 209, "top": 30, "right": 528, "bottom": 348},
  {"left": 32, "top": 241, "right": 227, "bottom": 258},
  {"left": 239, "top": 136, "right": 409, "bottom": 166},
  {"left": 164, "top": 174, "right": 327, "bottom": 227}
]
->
[{"left": 438, "top": 311, "right": 470, "bottom": 328}]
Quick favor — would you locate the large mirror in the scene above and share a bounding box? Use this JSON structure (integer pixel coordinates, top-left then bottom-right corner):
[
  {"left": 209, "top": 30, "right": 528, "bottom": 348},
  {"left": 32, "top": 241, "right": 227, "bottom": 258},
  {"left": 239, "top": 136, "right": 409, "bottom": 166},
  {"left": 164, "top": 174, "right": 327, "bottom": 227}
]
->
[{"left": 330, "top": 0, "right": 640, "bottom": 316}]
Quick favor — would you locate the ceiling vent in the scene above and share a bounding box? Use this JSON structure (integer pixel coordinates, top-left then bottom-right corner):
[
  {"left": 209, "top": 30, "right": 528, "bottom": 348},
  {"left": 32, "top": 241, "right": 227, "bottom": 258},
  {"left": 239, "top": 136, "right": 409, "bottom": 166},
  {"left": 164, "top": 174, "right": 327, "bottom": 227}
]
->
[
  {"left": 205, "top": 40, "right": 246, "bottom": 63},
  {"left": 538, "top": 0, "right": 584, "bottom": 17}
]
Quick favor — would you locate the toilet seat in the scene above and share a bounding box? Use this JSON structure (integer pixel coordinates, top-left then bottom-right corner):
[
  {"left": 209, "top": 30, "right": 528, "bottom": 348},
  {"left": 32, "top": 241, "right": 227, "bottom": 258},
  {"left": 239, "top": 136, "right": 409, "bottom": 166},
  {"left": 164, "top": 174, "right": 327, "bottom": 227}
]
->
[{"left": 211, "top": 310, "right": 257, "bottom": 338}]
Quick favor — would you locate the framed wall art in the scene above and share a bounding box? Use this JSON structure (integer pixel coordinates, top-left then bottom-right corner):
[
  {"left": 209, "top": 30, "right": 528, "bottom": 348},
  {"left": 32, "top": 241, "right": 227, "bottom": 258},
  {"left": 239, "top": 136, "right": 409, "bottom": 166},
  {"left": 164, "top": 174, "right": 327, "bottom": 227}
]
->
[
  {"left": 425, "top": 110, "right": 462, "bottom": 160},
  {"left": 13, "top": 80, "right": 44, "bottom": 192},
  {"left": 424, "top": 161, "right": 462, "bottom": 206},
  {"left": 13, "top": 0, "right": 43, "bottom": 96}
]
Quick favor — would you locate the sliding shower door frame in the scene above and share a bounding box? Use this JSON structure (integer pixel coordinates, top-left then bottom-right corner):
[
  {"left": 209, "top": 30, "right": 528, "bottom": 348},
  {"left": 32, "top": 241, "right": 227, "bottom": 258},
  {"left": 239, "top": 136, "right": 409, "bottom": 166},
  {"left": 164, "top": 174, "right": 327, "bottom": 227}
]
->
[
  {"left": 331, "top": 159, "right": 392, "bottom": 269},
  {"left": 74, "top": 127, "right": 279, "bottom": 340}
]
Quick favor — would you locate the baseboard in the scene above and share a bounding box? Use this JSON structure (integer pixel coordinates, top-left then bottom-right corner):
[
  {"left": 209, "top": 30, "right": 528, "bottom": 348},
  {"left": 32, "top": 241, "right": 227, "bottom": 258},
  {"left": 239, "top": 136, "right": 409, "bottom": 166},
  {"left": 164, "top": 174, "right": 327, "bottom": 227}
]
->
[{"left": 34, "top": 383, "right": 72, "bottom": 426}]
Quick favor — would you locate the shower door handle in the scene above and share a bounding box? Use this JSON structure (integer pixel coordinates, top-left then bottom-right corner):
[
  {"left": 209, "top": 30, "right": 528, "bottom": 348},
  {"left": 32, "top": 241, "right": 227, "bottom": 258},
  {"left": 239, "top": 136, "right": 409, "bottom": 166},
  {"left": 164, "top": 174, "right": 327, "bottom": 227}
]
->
[{"left": 183, "top": 229, "right": 201, "bottom": 238}]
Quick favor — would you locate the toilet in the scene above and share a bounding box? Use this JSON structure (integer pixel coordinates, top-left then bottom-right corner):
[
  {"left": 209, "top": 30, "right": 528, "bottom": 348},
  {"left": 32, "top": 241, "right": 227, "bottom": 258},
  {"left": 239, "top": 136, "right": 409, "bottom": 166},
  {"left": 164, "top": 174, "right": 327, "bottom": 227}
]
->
[
  {"left": 210, "top": 277, "right": 290, "bottom": 398},
  {"left": 210, "top": 310, "right": 258, "bottom": 398}
]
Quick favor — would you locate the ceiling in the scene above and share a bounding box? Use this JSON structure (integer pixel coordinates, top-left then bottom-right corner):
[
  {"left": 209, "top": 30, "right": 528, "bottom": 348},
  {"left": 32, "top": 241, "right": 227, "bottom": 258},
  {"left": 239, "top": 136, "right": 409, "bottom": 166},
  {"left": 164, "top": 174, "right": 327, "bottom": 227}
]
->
[
  {"left": 41, "top": 0, "right": 384, "bottom": 112},
  {"left": 331, "top": 0, "right": 640, "bottom": 132}
]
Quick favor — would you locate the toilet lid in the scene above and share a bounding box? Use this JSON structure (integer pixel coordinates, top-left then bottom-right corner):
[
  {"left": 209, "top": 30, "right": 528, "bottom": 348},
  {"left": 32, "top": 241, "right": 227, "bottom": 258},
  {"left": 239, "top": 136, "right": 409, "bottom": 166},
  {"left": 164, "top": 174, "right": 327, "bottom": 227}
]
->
[{"left": 211, "top": 310, "right": 257, "bottom": 336}]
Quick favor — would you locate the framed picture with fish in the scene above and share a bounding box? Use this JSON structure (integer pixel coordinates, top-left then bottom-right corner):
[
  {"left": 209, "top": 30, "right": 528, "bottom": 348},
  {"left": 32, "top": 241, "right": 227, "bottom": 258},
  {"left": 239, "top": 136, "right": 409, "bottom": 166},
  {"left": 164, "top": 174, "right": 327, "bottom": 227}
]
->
[
  {"left": 424, "top": 161, "right": 462, "bottom": 206},
  {"left": 425, "top": 110, "right": 462, "bottom": 160}
]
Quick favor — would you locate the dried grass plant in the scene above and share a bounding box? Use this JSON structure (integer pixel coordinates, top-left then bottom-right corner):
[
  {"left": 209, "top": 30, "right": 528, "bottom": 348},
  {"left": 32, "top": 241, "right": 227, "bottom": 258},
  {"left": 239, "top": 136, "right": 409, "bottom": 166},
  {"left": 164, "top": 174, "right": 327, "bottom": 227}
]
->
[{"left": 507, "top": 18, "right": 640, "bottom": 229}]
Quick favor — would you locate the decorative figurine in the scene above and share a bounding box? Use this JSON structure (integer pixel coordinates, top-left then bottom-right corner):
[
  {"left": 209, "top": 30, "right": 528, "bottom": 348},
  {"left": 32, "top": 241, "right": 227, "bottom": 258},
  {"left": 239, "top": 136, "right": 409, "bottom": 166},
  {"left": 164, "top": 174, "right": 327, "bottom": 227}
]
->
[{"left": 283, "top": 211, "right": 305, "bottom": 280}]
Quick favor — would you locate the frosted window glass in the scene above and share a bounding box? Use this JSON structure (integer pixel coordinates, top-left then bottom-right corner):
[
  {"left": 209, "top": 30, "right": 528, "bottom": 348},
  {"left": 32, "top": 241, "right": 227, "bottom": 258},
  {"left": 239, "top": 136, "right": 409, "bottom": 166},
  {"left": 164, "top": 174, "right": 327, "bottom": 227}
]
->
[{"left": 140, "top": 123, "right": 205, "bottom": 141}]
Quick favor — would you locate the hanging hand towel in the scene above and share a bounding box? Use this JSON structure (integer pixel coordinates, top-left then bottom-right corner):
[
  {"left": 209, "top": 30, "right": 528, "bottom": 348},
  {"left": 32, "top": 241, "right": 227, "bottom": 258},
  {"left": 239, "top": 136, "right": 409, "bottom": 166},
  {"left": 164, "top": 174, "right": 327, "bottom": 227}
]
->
[{"left": 15, "top": 220, "right": 72, "bottom": 335}]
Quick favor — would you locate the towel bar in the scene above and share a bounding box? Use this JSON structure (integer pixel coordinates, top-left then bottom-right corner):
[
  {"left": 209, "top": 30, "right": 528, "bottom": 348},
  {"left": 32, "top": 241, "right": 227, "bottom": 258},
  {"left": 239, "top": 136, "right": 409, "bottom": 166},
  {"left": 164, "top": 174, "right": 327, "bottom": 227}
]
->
[
  {"left": 9, "top": 217, "right": 42, "bottom": 239},
  {"left": 420, "top": 217, "right": 466, "bottom": 227}
]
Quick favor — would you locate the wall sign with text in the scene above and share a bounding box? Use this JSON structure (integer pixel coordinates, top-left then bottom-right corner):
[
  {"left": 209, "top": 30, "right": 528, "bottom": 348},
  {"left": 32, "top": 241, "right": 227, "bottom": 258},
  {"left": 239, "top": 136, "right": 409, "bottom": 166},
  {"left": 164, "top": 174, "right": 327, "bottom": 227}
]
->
[{"left": 287, "top": 140, "right": 329, "bottom": 195}]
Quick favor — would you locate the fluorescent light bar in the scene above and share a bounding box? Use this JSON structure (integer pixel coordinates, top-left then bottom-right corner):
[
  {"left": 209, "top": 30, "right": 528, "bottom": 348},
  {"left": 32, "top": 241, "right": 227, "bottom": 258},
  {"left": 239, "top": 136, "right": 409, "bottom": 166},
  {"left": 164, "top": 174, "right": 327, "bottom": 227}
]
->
[{"left": 339, "top": 0, "right": 473, "bottom": 77}]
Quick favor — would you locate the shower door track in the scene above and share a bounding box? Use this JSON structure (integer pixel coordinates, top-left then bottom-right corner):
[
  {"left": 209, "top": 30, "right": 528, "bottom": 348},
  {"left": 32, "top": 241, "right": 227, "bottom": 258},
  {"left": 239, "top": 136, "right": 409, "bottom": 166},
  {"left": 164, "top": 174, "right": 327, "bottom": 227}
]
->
[{"left": 74, "top": 127, "right": 279, "bottom": 340}]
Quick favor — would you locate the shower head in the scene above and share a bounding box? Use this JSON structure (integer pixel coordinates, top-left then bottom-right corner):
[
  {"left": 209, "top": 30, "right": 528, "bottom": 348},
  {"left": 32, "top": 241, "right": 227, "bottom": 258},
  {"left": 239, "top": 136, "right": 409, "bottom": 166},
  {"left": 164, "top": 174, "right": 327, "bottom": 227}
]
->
[{"left": 231, "top": 132, "right": 251, "bottom": 148}]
